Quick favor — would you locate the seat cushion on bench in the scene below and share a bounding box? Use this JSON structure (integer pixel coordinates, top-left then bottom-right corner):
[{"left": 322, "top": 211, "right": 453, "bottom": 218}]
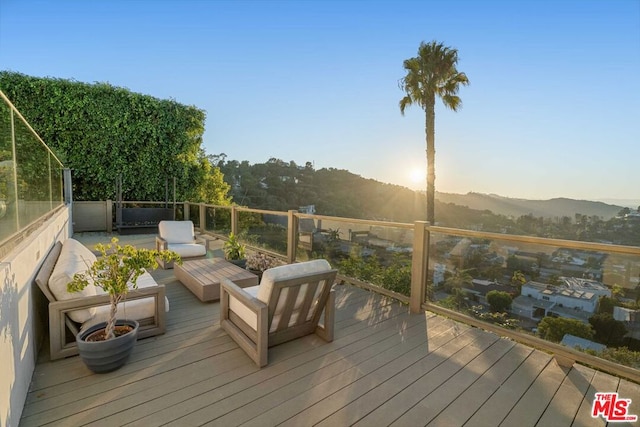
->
[
  {"left": 82, "top": 270, "right": 170, "bottom": 331},
  {"left": 167, "top": 243, "right": 207, "bottom": 258},
  {"left": 48, "top": 238, "right": 99, "bottom": 323}
]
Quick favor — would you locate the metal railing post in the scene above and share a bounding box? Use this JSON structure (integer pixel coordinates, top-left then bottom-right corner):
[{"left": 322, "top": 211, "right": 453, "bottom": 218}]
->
[
  {"left": 410, "top": 221, "right": 429, "bottom": 313},
  {"left": 287, "top": 210, "right": 298, "bottom": 264}
]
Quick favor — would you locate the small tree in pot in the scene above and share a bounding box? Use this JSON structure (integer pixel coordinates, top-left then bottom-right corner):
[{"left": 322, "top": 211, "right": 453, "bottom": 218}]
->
[{"left": 68, "top": 238, "right": 180, "bottom": 372}]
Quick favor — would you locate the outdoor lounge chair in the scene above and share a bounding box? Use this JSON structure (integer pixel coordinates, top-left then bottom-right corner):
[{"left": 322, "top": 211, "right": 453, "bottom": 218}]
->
[
  {"left": 220, "top": 259, "right": 337, "bottom": 367},
  {"left": 156, "top": 220, "right": 207, "bottom": 268},
  {"left": 34, "top": 239, "right": 168, "bottom": 360}
]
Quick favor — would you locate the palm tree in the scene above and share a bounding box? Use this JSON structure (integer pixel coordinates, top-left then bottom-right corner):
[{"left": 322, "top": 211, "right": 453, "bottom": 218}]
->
[{"left": 399, "top": 40, "right": 469, "bottom": 224}]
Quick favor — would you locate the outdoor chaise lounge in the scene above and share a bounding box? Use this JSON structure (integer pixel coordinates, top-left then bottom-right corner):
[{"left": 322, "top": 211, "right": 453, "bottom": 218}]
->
[
  {"left": 220, "top": 259, "right": 337, "bottom": 367},
  {"left": 35, "top": 238, "right": 168, "bottom": 360},
  {"left": 155, "top": 220, "right": 207, "bottom": 269}
]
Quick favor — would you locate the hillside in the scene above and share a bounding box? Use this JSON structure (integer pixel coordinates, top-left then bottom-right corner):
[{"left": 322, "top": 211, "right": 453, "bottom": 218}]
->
[{"left": 436, "top": 192, "right": 624, "bottom": 220}]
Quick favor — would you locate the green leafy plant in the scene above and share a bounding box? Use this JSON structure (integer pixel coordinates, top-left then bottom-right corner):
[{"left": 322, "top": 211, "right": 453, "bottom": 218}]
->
[
  {"left": 0, "top": 71, "right": 231, "bottom": 204},
  {"left": 223, "top": 232, "right": 246, "bottom": 261},
  {"left": 68, "top": 238, "right": 180, "bottom": 340}
]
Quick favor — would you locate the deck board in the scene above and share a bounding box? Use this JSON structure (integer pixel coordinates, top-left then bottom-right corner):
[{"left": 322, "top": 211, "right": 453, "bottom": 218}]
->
[{"left": 19, "top": 235, "right": 638, "bottom": 427}]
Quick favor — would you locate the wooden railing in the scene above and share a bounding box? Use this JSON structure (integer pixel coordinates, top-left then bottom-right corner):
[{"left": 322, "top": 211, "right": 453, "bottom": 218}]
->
[{"left": 73, "top": 201, "right": 640, "bottom": 381}]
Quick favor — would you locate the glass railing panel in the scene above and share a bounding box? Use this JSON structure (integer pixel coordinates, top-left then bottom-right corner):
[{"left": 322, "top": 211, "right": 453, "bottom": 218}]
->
[
  {"left": 0, "top": 101, "right": 16, "bottom": 241},
  {"left": 237, "top": 209, "right": 287, "bottom": 257},
  {"left": 49, "top": 152, "right": 63, "bottom": 208},
  {"left": 204, "top": 205, "right": 231, "bottom": 236},
  {"left": 427, "top": 228, "right": 640, "bottom": 368},
  {"left": 14, "top": 113, "right": 51, "bottom": 226},
  {"left": 188, "top": 204, "right": 200, "bottom": 228},
  {"left": 297, "top": 215, "right": 414, "bottom": 297}
]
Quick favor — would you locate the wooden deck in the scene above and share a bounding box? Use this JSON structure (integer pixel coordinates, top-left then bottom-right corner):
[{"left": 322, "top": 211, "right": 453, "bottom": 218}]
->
[{"left": 20, "top": 237, "right": 639, "bottom": 426}]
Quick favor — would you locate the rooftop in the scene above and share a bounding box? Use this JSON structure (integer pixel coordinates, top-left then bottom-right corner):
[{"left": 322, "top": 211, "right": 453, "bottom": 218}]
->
[{"left": 19, "top": 235, "right": 640, "bottom": 426}]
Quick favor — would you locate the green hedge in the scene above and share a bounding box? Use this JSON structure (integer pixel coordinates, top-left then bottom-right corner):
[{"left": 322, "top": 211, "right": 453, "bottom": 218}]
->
[{"left": 0, "top": 71, "right": 230, "bottom": 203}]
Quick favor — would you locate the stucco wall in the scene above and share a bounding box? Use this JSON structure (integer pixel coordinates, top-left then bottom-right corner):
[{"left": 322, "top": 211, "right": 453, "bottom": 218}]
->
[{"left": 0, "top": 207, "right": 70, "bottom": 427}]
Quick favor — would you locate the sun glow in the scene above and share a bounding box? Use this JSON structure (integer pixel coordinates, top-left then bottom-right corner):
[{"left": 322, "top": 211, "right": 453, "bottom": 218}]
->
[{"left": 409, "top": 168, "right": 426, "bottom": 185}]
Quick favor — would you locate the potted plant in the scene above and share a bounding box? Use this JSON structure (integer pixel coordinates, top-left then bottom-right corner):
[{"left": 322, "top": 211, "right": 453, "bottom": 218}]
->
[
  {"left": 68, "top": 237, "right": 180, "bottom": 373},
  {"left": 223, "top": 232, "right": 247, "bottom": 268},
  {"left": 246, "top": 252, "right": 283, "bottom": 280}
]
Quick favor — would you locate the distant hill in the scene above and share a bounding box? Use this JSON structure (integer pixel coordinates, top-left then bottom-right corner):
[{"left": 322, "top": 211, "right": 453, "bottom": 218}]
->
[{"left": 436, "top": 192, "right": 624, "bottom": 220}]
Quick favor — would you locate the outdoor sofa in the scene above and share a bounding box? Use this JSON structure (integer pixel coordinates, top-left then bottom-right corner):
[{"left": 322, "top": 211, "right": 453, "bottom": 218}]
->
[{"left": 35, "top": 238, "right": 168, "bottom": 360}]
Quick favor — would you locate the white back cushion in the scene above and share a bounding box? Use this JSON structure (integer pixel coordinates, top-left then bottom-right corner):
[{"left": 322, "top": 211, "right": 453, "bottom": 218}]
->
[
  {"left": 48, "top": 238, "right": 98, "bottom": 323},
  {"left": 167, "top": 243, "right": 206, "bottom": 257},
  {"left": 257, "top": 259, "right": 331, "bottom": 305},
  {"left": 158, "top": 221, "right": 195, "bottom": 244}
]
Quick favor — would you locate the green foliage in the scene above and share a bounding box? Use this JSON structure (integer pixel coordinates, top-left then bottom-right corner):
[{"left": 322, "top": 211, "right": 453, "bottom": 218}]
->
[
  {"left": 588, "top": 313, "right": 627, "bottom": 347},
  {"left": 339, "top": 251, "right": 411, "bottom": 296},
  {"left": 443, "top": 268, "right": 473, "bottom": 293},
  {"left": 537, "top": 316, "right": 594, "bottom": 343},
  {"left": 486, "top": 290, "right": 512, "bottom": 312},
  {"left": 469, "top": 305, "right": 520, "bottom": 329},
  {"left": 585, "top": 347, "right": 640, "bottom": 369},
  {"left": 511, "top": 271, "right": 527, "bottom": 287},
  {"left": 597, "top": 296, "right": 616, "bottom": 314},
  {"left": 437, "top": 288, "right": 470, "bottom": 310},
  {"left": 223, "top": 232, "right": 246, "bottom": 260},
  {"left": 0, "top": 72, "right": 230, "bottom": 204},
  {"left": 68, "top": 238, "right": 180, "bottom": 340}
]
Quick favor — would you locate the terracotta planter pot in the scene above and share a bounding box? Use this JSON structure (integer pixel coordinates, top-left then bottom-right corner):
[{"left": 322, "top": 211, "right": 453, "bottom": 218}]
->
[{"left": 76, "top": 319, "right": 139, "bottom": 373}]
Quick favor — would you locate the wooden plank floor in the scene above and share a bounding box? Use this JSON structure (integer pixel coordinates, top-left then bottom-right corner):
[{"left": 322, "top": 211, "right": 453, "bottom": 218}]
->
[{"left": 20, "top": 236, "right": 640, "bottom": 426}]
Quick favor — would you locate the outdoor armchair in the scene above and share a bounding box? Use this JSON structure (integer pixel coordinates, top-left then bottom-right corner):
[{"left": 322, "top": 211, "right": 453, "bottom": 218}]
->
[
  {"left": 220, "top": 259, "right": 337, "bottom": 367},
  {"left": 156, "top": 220, "right": 207, "bottom": 268}
]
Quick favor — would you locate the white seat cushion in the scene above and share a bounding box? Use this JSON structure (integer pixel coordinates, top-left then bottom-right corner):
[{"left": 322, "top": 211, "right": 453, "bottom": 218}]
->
[
  {"left": 158, "top": 220, "right": 196, "bottom": 243},
  {"left": 167, "top": 243, "right": 206, "bottom": 258},
  {"left": 48, "top": 238, "right": 98, "bottom": 323},
  {"left": 82, "top": 270, "right": 169, "bottom": 331}
]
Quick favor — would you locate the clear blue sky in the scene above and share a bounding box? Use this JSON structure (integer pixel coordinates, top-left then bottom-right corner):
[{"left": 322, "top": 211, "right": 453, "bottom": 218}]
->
[{"left": 1, "top": 0, "right": 639, "bottom": 204}]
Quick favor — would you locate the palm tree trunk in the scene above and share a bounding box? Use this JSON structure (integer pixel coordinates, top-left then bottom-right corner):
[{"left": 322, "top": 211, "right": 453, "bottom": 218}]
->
[{"left": 425, "top": 98, "right": 436, "bottom": 224}]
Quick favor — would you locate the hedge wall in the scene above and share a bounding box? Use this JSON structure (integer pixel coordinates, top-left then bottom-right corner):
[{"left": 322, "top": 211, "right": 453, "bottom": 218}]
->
[{"left": 0, "top": 71, "right": 230, "bottom": 203}]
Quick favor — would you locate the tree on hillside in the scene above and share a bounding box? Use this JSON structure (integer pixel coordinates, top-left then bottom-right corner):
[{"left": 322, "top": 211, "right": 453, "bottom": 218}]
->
[
  {"left": 589, "top": 313, "right": 627, "bottom": 347},
  {"left": 486, "top": 290, "right": 512, "bottom": 312},
  {"left": 537, "top": 316, "right": 594, "bottom": 343},
  {"left": 399, "top": 40, "right": 469, "bottom": 224}
]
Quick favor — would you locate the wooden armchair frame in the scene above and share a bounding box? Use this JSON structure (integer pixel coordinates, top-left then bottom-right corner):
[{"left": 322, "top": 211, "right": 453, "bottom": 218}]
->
[{"left": 220, "top": 268, "right": 337, "bottom": 367}]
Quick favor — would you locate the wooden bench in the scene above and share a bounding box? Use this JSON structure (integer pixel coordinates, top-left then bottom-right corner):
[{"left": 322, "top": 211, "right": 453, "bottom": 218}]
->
[
  {"left": 116, "top": 207, "right": 174, "bottom": 235},
  {"left": 174, "top": 258, "right": 258, "bottom": 302}
]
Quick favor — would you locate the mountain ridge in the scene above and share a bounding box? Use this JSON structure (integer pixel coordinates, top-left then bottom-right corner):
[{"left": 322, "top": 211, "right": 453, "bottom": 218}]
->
[{"left": 436, "top": 191, "right": 625, "bottom": 220}]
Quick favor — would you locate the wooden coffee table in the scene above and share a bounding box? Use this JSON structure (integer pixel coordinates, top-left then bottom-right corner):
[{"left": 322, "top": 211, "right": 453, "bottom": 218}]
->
[{"left": 174, "top": 258, "right": 258, "bottom": 302}]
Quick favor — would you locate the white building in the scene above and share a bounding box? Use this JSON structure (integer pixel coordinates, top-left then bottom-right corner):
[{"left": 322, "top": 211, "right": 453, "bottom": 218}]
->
[{"left": 514, "top": 279, "right": 610, "bottom": 322}]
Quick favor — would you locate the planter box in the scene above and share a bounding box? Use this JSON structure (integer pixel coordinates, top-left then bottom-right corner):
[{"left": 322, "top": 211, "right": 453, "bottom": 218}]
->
[{"left": 116, "top": 207, "right": 174, "bottom": 234}]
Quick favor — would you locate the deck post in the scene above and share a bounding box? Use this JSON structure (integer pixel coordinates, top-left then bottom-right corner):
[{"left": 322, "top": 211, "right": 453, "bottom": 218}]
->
[
  {"left": 105, "top": 200, "right": 112, "bottom": 233},
  {"left": 287, "top": 210, "right": 298, "bottom": 263},
  {"left": 410, "top": 221, "right": 429, "bottom": 313},
  {"left": 199, "top": 203, "right": 206, "bottom": 232},
  {"left": 184, "top": 202, "right": 190, "bottom": 221},
  {"left": 231, "top": 205, "right": 238, "bottom": 235}
]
